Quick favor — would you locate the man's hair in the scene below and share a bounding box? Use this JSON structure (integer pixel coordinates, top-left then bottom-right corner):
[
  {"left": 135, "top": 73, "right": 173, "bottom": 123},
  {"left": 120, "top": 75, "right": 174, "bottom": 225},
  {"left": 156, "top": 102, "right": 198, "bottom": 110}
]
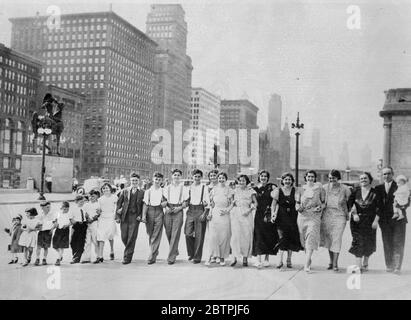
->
[
  {"left": 192, "top": 169, "right": 203, "bottom": 177},
  {"left": 171, "top": 168, "right": 183, "bottom": 175},
  {"left": 130, "top": 172, "right": 140, "bottom": 179},
  {"left": 153, "top": 171, "right": 164, "bottom": 179}
]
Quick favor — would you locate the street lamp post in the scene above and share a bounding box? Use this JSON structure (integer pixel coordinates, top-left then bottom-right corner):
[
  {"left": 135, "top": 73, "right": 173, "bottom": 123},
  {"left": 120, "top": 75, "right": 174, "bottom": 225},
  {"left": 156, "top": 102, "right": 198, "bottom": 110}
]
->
[
  {"left": 291, "top": 112, "right": 304, "bottom": 187},
  {"left": 37, "top": 123, "right": 52, "bottom": 200}
]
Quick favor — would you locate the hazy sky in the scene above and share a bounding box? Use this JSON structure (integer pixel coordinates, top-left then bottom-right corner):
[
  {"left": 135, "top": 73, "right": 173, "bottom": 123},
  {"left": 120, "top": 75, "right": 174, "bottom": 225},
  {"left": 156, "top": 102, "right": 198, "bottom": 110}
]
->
[{"left": 1, "top": 0, "right": 411, "bottom": 168}]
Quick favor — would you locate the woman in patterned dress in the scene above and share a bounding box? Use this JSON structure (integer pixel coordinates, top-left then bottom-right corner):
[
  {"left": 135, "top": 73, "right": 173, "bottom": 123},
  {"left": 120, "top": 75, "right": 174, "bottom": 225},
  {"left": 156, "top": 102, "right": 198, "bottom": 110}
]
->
[
  {"left": 230, "top": 175, "right": 258, "bottom": 267},
  {"left": 321, "top": 169, "right": 351, "bottom": 272},
  {"left": 204, "top": 172, "right": 234, "bottom": 266},
  {"left": 347, "top": 172, "right": 378, "bottom": 272},
  {"left": 296, "top": 170, "right": 325, "bottom": 273},
  {"left": 271, "top": 172, "right": 303, "bottom": 270},
  {"left": 252, "top": 170, "right": 278, "bottom": 268}
]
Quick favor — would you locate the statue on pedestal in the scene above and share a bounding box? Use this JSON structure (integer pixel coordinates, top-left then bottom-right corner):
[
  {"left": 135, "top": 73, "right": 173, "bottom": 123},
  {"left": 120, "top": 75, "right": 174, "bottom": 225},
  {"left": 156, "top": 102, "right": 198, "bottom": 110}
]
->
[{"left": 31, "top": 93, "right": 65, "bottom": 156}]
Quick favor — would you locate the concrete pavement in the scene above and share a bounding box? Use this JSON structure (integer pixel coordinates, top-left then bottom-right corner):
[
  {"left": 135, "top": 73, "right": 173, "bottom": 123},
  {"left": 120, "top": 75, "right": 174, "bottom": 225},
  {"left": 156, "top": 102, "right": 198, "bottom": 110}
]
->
[{"left": 0, "top": 199, "right": 411, "bottom": 299}]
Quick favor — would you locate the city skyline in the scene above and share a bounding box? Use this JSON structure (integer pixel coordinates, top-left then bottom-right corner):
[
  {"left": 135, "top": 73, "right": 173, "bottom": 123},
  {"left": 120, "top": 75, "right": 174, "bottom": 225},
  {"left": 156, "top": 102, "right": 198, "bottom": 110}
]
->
[{"left": 1, "top": 0, "right": 410, "bottom": 169}]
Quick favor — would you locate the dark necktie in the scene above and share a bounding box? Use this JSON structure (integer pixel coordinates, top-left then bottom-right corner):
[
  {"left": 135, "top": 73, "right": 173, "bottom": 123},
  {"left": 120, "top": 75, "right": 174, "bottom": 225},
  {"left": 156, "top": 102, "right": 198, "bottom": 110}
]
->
[{"left": 80, "top": 209, "right": 84, "bottom": 222}]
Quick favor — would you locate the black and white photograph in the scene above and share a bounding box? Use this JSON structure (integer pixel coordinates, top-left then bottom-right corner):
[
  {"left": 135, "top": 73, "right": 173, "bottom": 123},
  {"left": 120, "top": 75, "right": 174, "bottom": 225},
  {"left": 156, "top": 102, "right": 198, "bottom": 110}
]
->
[{"left": 0, "top": 0, "right": 411, "bottom": 303}]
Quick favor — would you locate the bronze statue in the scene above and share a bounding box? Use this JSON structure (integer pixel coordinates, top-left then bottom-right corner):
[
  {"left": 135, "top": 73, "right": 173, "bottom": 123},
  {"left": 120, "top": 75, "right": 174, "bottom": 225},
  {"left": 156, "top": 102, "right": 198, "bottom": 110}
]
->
[{"left": 31, "top": 93, "right": 64, "bottom": 156}]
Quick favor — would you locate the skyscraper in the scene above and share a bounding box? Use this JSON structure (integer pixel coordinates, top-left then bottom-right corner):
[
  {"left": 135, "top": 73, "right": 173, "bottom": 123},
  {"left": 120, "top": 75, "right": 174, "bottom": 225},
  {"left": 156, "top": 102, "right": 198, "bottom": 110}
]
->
[
  {"left": 146, "top": 4, "right": 193, "bottom": 176},
  {"left": 0, "top": 43, "right": 42, "bottom": 188},
  {"left": 267, "top": 94, "right": 282, "bottom": 149},
  {"left": 190, "top": 88, "right": 221, "bottom": 172},
  {"left": 10, "top": 11, "right": 157, "bottom": 179},
  {"left": 220, "top": 99, "right": 259, "bottom": 178}
]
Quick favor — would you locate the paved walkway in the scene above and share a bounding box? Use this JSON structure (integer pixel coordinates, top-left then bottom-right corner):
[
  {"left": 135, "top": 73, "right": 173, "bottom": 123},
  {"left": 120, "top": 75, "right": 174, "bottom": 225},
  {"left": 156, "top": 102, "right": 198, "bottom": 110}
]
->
[{"left": 0, "top": 200, "right": 410, "bottom": 300}]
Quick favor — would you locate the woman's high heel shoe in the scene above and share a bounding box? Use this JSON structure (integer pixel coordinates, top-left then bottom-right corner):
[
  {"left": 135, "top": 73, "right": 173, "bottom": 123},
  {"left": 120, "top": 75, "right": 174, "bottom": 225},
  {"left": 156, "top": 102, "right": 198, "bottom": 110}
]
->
[{"left": 230, "top": 259, "right": 237, "bottom": 267}]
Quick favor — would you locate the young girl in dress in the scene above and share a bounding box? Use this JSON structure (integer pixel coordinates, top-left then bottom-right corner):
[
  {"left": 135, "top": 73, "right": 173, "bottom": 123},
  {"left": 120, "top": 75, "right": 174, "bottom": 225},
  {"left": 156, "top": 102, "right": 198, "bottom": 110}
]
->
[
  {"left": 5, "top": 214, "right": 24, "bottom": 264},
  {"left": 52, "top": 201, "right": 72, "bottom": 266},
  {"left": 94, "top": 183, "right": 117, "bottom": 263},
  {"left": 19, "top": 208, "right": 42, "bottom": 266}
]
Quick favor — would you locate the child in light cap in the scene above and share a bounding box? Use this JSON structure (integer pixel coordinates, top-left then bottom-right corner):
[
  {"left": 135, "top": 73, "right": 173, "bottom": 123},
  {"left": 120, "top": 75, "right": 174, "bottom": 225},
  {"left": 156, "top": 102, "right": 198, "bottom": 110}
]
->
[{"left": 393, "top": 175, "right": 410, "bottom": 220}]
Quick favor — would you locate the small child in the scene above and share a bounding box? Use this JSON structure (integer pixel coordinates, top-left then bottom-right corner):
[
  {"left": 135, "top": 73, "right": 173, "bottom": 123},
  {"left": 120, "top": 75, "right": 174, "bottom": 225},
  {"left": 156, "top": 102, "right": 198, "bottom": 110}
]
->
[
  {"left": 70, "top": 195, "right": 88, "bottom": 263},
  {"left": 4, "top": 214, "right": 24, "bottom": 264},
  {"left": 52, "top": 201, "right": 73, "bottom": 266},
  {"left": 393, "top": 175, "right": 410, "bottom": 220},
  {"left": 81, "top": 190, "right": 101, "bottom": 263},
  {"left": 35, "top": 201, "right": 57, "bottom": 266},
  {"left": 19, "top": 208, "right": 42, "bottom": 266}
]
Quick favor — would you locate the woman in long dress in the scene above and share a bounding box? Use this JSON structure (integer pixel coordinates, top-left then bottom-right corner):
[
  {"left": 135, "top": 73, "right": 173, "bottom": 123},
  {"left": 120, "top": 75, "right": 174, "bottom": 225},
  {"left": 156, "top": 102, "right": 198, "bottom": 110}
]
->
[
  {"left": 230, "top": 175, "right": 258, "bottom": 267},
  {"left": 95, "top": 183, "right": 117, "bottom": 263},
  {"left": 271, "top": 172, "right": 303, "bottom": 270},
  {"left": 204, "top": 172, "right": 234, "bottom": 266},
  {"left": 321, "top": 169, "right": 351, "bottom": 272},
  {"left": 296, "top": 170, "right": 325, "bottom": 273},
  {"left": 252, "top": 170, "right": 278, "bottom": 268},
  {"left": 347, "top": 172, "right": 378, "bottom": 272}
]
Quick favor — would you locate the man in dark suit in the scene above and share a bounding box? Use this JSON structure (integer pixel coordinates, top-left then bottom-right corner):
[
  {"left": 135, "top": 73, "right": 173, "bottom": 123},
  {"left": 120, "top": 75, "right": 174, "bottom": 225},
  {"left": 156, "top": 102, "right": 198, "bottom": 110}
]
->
[
  {"left": 115, "top": 172, "right": 145, "bottom": 264},
  {"left": 373, "top": 166, "right": 406, "bottom": 274}
]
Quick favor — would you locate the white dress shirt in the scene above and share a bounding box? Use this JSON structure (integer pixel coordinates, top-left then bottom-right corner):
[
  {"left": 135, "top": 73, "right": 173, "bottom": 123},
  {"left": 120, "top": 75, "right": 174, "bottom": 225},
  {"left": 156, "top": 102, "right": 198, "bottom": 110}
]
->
[
  {"left": 385, "top": 181, "right": 393, "bottom": 194},
  {"left": 163, "top": 183, "right": 184, "bottom": 205},
  {"left": 183, "top": 183, "right": 210, "bottom": 206},
  {"left": 143, "top": 186, "right": 164, "bottom": 206},
  {"left": 39, "top": 211, "right": 57, "bottom": 231}
]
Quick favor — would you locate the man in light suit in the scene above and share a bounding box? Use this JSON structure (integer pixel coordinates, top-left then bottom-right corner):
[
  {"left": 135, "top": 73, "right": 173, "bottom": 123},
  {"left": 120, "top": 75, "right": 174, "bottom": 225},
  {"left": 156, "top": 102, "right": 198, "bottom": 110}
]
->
[
  {"left": 373, "top": 166, "right": 406, "bottom": 274},
  {"left": 116, "top": 172, "right": 145, "bottom": 264}
]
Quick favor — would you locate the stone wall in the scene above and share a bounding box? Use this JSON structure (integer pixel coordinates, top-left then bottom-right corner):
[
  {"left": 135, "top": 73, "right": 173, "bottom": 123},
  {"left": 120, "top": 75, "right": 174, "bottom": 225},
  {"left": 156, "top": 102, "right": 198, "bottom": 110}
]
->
[{"left": 19, "top": 154, "right": 73, "bottom": 192}]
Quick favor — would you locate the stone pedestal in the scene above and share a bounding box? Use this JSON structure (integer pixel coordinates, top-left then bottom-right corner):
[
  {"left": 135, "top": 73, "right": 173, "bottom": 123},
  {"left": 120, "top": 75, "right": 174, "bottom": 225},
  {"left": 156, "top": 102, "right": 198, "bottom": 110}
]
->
[
  {"left": 20, "top": 154, "right": 73, "bottom": 193},
  {"left": 380, "top": 88, "right": 411, "bottom": 178}
]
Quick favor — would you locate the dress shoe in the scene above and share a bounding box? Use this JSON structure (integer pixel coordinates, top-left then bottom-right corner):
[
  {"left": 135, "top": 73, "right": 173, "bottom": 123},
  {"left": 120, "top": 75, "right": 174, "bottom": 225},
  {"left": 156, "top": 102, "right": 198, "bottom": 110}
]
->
[
  {"left": 70, "top": 260, "right": 80, "bottom": 264},
  {"left": 93, "top": 259, "right": 101, "bottom": 264},
  {"left": 394, "top": 269, "right": 401, "bottom": 275},
  {"left": 81, "top": 260, "right": 91, "bottom": 264},
  {"left": 55, "top": 259, "right": 61, "bottom": 266},
  {"left": 147, "top": 260, "right": 156, "bottom": 265},
  {"left": 230, "top": 259, "right": 237, "bottom": 267},
  {"left": 42, "top": 259, "right": 47, "bottom": 265},
  {"left": 122, "top": 260, "right": 131, "bottom": 265},
  {"left": 34, "top": 259, "right": 40, "bottom": 266},
  {"left": 168, "top": 261, "right": 175, "bottom": 265},
  {"left": 110, "top": 253, "right": 115, "bottom": 260},
  {"left": 188, "top": 256, "right": 193, "bottom": 261}
]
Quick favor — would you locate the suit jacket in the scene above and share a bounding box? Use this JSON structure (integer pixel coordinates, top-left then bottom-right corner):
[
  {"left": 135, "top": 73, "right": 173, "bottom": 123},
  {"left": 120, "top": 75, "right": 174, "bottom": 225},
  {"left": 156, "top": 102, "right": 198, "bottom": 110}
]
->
[
  {"left": 115, "top": 187, "right": 145, "bottom": 222},
  {"left": 375, "top": 181, "right": 398, "bottom": 222}
]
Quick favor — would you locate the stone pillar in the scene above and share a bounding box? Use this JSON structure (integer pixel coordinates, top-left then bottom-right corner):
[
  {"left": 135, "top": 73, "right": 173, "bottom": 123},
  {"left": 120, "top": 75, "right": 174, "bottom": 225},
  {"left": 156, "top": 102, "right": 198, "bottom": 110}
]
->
[
  {"left": 380, "top": 88, "right": 411, "bottom": 178},
  {"left": 382, "top": 116, "right": 392, "bottom": 166}
]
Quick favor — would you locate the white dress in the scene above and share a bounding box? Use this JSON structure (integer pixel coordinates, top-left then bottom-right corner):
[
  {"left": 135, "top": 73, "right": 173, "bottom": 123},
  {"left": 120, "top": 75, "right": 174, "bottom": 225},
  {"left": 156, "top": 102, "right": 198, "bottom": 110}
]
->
[
  {"left": 230, "top": 187, "right": 256, "bottom": 259},
  {"left": 96, "top": 195, "right": 117, "bottom": 241}
]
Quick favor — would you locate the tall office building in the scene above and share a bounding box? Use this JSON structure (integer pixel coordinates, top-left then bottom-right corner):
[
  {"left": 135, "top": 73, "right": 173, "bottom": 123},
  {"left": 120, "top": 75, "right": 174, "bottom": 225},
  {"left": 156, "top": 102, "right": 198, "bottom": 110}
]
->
[
  {"left": 146, "top": 4, "right": 193, "bottom": 176},
  {"left": 10, "top": 11, "right": 157, "bottom": 180},
  {"left": 259, "top": 94, "right": 290, "bottom": 181},
  {"left": 267, "top": 94, "right": 282, "bottom": 149},
  {"left": 190, "top": 88, "right": 220, "bottom": 172},
  {"left": 0, "top": 43, "right": 42, "bottom": 188},
  {"left": 220, "top": 99, "right": 259, "bottom": 178}
]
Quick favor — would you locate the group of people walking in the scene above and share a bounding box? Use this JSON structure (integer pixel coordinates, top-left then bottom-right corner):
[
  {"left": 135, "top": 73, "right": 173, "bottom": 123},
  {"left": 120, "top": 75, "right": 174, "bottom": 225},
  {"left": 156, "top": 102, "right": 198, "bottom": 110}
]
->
[{"left": 6, "top": 166, "right": 409, "bottom": 275}]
